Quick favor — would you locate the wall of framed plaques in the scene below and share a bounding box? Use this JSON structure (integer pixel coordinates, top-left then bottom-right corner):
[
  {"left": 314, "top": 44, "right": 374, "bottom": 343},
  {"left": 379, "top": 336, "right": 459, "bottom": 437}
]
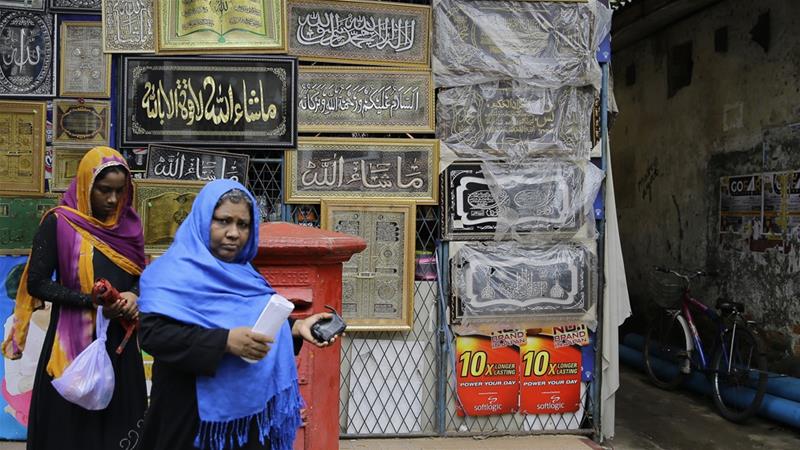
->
[{"left": 0, "top": 0, "right": 613, "bottom": 443}]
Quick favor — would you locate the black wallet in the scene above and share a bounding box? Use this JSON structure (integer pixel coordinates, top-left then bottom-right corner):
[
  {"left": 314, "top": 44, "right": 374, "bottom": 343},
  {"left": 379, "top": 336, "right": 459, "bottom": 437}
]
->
[{"left": 311, "top": 305, "right": 347, "bottom": 343}]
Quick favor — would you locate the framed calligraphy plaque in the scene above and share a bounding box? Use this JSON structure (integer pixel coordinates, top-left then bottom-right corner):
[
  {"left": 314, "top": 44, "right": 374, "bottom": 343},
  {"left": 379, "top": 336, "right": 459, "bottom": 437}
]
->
[
  {"left": 441, "top": 161, "right": 499, "bottom": 241},
  {"left": 101, "top": 0, "right": 155, "bottom": 53},
  {"left": 122, "top": 56, "right": 298, "bottom": 148},
  {"left": 0, "top": 195, "right": 60, "bottom": 254},
  {"left": 321, "top": 199, "right": 415, "bottom": 331},
  {"left": 0, "top": 10, "right": 55, "bottom": 97},
  {"left": 59, "top": 21, "right": 111, "bottom": 98},
  {"left": 157, "top": 0, "right": 285, "bottom": 53},
  {"left": 285, "top": 137, "right": 438, "bottom": 204},
  {"left": 450, "top": 241, "right": 596, "bottom": 324},
  {"left": 0, "top": 1, "right": 45, "bottom": 10},
  {"left": 51, "top": 146, "right": 89, "bottom": 191},
  {"left": 0, "top": 101, "right": 46, "bottom": 196},
  {"left": 146, "top": 145, "right": 249, "bottom": 185},
  {"left": 287, "top": 0, "right": 431, "bottom": 67},
  {"left": 132, "top": 179, "right": 207, "bottom": 254},
  {"left": 437, "top": 83, "right": 595, "bottom": 159},
  {"left": 53, "top": 99, "right": 110, "bottom": 146},
  {"left": 298, "top": 66, "right": 434, "bottom": 133},
  {"left": 49, "top": 0, "right": 101, "bottom": 13}
]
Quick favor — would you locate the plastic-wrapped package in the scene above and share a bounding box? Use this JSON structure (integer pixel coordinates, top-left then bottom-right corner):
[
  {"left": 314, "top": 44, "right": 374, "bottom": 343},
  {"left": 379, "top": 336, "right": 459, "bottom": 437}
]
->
[
  {"left": 437, "top": 82, "right": 595, "bottom": 159},
  {"left": 480, "top": 160, "right": 604, "bottom": 240},
  {"left": 450, "top": 240, "right": 597, "bottom": 329},
  {"left": 433, "top": 0, "right": 612, "bottom": 88}
]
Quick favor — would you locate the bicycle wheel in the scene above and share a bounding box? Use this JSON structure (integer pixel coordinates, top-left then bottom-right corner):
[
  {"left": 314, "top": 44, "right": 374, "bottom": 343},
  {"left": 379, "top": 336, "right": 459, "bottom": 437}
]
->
[
  {"left": 644, "top": 310, "right": 690, "bottom": 389},
  {"left": 711, "top": 326, "right": 768, "bottom": 422}
]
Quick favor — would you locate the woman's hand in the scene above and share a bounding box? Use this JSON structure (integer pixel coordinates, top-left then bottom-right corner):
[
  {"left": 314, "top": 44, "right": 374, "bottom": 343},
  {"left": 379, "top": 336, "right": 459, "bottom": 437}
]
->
[
  {"left": 226, "top": 327, "right": 272, "bottom": 361},
  {"left": 292, "top": 313, "right": 342, "bottom": 348},
  {"left": 101, "top": 292, "right": 138, "bottom": 321}
]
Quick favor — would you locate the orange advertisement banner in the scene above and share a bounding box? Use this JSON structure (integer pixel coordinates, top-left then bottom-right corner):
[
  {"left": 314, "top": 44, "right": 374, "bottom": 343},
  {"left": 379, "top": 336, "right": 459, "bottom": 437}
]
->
[
  {"left": 455, "top": 336, "right": 519, "bottom": 416},
  {"left": 519, "top": 335, "right": 581, "bottom": 415}
]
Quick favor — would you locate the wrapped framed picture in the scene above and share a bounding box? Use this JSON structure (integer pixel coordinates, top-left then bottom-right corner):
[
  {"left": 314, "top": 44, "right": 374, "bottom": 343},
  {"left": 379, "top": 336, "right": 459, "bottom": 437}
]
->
[
  {"left": 51, "top": 147, "right": 90, "bottom": 192},
  {"left": 49, "top": 0, "right": 101, "bottom": 13},
  {"left": 0, "top": 1, "right": 45, "bottom": 10},
  {"left": 321, "top": 199, "right": 416, "bottom": 331},
  {"left": 53, "top": 99, "right": 110, "bottom": 146},
  {"left": 132, "top": 179, "right": 207, "bottom": 254}
]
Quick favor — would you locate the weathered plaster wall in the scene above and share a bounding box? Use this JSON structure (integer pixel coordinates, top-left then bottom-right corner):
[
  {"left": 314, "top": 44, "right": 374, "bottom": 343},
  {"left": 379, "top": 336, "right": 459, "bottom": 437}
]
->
[{"left": 610, "top": 0, "right": 800, "bottom": 360}]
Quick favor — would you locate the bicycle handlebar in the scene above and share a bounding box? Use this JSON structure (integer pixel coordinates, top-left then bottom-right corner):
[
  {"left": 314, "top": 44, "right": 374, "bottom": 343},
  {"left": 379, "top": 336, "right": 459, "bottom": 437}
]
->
[{"left": 652, "top": 265, "right": 715, "bottom": 280}]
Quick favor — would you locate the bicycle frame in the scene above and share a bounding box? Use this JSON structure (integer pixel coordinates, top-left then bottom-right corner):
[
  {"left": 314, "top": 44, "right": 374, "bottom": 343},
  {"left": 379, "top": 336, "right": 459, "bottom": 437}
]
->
[{"left": 678, "top": 288, "right": 723, "bottom": 371}]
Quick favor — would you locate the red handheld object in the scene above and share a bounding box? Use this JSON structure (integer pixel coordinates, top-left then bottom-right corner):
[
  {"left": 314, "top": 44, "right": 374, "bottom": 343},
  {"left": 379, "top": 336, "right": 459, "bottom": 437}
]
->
[{"left": 91, "top": 278, "right": 138, "bottom": 354}]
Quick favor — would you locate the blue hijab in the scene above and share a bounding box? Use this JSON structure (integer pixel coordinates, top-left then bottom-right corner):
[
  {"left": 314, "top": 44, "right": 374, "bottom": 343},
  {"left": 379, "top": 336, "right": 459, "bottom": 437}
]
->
[{"left": 138, "top": 179, "right": 302, "bottom": 450}]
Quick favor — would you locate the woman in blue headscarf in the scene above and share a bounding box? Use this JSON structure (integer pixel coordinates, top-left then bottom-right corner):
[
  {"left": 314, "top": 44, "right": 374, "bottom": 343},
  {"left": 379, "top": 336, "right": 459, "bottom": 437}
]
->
[{"left": 137, "top": 180, "right": 335, "bottom": 450}]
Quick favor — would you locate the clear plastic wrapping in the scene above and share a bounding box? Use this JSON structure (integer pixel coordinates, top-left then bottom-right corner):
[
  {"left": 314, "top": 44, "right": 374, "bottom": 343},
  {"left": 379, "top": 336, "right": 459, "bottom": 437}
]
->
[
  {"left": 481, "top": 160, "right": 604, "bottom": 240},
  {"left": 433, "top": 0, "right": 612, "bottom": 88},
  {"left": 450, "top": 240, "right": 597, "bottom": 329},
  {"left": 437, "top": 82, "right": 596, "bottom": 160}
]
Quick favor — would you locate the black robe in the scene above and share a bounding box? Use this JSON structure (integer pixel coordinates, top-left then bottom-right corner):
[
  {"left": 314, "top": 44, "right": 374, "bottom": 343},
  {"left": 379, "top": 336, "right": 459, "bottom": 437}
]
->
[
  {"left": 25, "top": 214, "right": 147, "bottom": 450},
  {"left": 139, "top": 314, "right": 302, "bottom": 450}
]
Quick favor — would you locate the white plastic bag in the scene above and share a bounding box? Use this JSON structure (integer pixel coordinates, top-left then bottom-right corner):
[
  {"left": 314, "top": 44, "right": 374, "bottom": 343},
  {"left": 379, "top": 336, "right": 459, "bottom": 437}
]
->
[{"left": 51, "top": 306, "right": 115, "bottom": 410}]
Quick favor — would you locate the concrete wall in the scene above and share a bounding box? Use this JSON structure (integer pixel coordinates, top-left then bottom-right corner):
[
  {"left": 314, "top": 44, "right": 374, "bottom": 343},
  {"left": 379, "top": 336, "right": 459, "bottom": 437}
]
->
[{"left": 610, "top": 0, "right": 800, "bottom": 363}]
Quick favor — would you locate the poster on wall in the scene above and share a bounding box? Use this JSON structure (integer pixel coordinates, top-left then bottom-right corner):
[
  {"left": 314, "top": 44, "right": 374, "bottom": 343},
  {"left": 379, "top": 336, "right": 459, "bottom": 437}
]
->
[
  {"left": 455, "top": 335, "right": 519, "bottom": 416},
  {"left": 519, "top": 334, "right": 582, "bottom": 415},
  {"left": 719, "top": 174, "right": 762, "bottom": 235},
  {"left": 0, "top": 256, "right": 36, "bottom": 439},
  {"left": 763, "top": 171, "right": 800, "bottom": 242}
]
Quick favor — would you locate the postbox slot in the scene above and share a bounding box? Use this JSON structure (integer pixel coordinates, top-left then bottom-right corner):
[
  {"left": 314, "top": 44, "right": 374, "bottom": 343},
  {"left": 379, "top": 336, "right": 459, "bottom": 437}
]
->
[{"left": 275, "top": 286, "right": 313, "bottom": 317}]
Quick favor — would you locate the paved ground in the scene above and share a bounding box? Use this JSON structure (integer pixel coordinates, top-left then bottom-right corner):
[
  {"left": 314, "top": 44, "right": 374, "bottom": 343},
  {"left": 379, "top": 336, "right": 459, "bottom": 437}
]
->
[{"left": 1, "top": 365, "right": 798, "bottom": 449}]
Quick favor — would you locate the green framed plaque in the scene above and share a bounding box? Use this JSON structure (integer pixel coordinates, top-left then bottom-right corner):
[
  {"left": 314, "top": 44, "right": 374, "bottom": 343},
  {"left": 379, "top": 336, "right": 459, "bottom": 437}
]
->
[
  {"left": 321, "top": 199, "right": 416, "bottom": 331},
  {"left": 298, "top": 66, "right": 434, "bottom": 133},
  {"left": 285, "top": 137, "right": 439, "bottom": 204},
  {"left": 51, "top": 147, "right": 90, "bottom": 192},
  {"left": 0, "top": 196, "right": 60, "bottom": 254},
  {"left": 157, "top": 0, "right": 286, "bottom": 53},
  {"left": 132, "top": 179, "right": 207, "bottom": 254},
  {"left": 0, "top": 101, "right": 46, "bottom": 196},
  {"left": 53, "top": 99, "right": 110, "bottom": 146},
  {"left": 288, "top": 0, "right": 431, "bottom": 67}
]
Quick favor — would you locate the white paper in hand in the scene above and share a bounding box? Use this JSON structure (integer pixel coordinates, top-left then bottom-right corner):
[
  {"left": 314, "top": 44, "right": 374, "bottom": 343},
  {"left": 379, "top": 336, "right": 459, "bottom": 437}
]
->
[{"left": 243, "top": 293, "right": 295, "bottom": 363}]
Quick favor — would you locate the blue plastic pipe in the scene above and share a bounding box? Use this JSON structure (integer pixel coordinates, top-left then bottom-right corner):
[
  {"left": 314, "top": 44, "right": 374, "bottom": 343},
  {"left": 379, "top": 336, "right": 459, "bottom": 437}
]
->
[{"left": 620, "top": 344, "right": 800, "bottom": 429}]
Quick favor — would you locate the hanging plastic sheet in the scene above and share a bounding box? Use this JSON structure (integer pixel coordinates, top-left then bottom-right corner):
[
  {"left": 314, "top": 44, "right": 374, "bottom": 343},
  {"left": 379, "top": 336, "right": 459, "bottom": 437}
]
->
[
  {"left": 433, "top": 0, "right": 612, "bottom": 88},
  {"left": 437, "top": 82, "right": 596, "bottom": 160},
  {"left": 480, "top": 160, "right": 605, "bottom": 241},
  {"left": 449, "top": 240, "right": 597, "bottom": 331}
]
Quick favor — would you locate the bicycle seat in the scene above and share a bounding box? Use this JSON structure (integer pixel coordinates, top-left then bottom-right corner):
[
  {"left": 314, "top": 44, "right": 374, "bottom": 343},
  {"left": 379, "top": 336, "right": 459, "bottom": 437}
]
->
[{"left": 716, "top": 299, "right": 745, "bottom": 315}]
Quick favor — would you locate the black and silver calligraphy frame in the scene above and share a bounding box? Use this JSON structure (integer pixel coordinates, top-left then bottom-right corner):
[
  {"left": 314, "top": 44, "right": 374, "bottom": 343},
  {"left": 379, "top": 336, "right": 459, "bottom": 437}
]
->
[
  {"left": 287, "top": 0, "right": 431, "bottom": 67},
  {"left": 145, "top": 144, "right": 250, "bottom": 185},
  {"left": 321, "top": 199, "right": 416, "bottom": 331},
  {"left": 298, "top": 66, "right": 434, "bottom": 133},
  {"left": 285, "top": 137, "right": 439, "bottom": 204},
  {"left": 0, "top": 1, "right": 45, "bottom": 10},
  {"left": 49, "top": 0, "right": 101, "bottom": 13},
  {"left": 53, "top": 99, "right": 110, "bottom": 146},
  {"left": 121, "top": 56, "right": 298, "bottom": 148},
  {"left": 0, "top": 10, "right": 56, "bottom": 97},
  {"left": 441, "top": 161, "right": 499, "bottom": 241},
  {"left": 101, "top": 0, "right": 155, "bottom": 53}
]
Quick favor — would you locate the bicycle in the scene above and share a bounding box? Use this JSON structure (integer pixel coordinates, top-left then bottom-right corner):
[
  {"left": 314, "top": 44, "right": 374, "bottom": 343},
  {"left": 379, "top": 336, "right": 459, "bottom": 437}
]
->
[{"left": 643, "top": 266, "right": 768, "bottom": 422}]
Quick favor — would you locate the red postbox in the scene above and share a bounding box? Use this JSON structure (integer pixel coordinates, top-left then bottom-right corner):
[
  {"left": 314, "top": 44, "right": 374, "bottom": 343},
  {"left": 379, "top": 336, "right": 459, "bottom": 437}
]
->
[{"left": 254, "top": 222, "right": 366, "bottom": 450}]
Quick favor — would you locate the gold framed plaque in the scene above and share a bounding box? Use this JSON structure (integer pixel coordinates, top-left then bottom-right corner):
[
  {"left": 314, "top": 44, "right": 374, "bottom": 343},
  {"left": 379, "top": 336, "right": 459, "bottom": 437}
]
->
[
  {"left": 321, "top": 199, "right": 415, "bottom": 331},
  {"left": 157, "top": 0, "right": 286, "bottom": 53},
  {"left": 101, "top": 0, "right": 156, "bottom": 53},
  {"left": 287, "top": 0, "right": 431, "bottom": 67},
  {"left": 132, "top": 179, "right": 207, "bottom": 254},
  {"left": 59, "top": 21, "right": 112, "bottom": 98},
  {"left": 53, "top": 99, "right": 110, "bottom": 146},
  {"left": 285, "top": 137, "right": 439, "bottom": 204},
  {"left": 51, "top": 147, "right": 90, "bottom": 192},
  {"left": 298, "top": 66, "right": 435, "bottom": 133},
  {"left": 0, "top": 100, "right": 46, "bottom": 196}
]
